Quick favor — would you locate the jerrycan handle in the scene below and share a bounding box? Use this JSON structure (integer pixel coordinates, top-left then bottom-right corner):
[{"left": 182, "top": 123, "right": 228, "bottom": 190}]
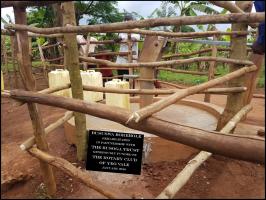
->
[
  {"left": 112, "top": 79, "right": 121, "bottom": 82},
  {"left": 87, "top": 70, "right": 95, "bottom": 73}
]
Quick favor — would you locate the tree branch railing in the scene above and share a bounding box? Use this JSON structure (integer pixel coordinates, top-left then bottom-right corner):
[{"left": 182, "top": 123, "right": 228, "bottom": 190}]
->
[
  {"left": 156, "top": 67, "right": 220, "bottom": 76},
  {"left": 162, "top": 47, "right": 252, "bottom": 59},
  {"left": 209, "top": 1, "right": 258, "bottom": 28},
  {"left": 1, "top": 28, "right": 256, "bottom": 39},
  {"left": 3, "top": 2, "right": 264, "bottom": 198},
  {"left": 2, "top": 89, "right": 264, "bottom": 164},
  {"left": 79, "top": 56, "right": 254, "bottom": 68},
  {"left": 28, "top": 147, "right": 118, "bottom": 199},
  {"left": 1, "top": 1, "right": 67, "bottom": 8},
  {"left": 156, "top": 104, "right": 253, "bottom": 199},
  {"left": 4, "top": 13, "right": 264, "bottom": 34},
  {"left": 126, "top": 65, "right": 257, "bottom": 123}
]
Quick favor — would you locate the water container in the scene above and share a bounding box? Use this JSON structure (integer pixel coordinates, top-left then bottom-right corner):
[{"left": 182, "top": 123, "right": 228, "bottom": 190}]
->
[
  {"left": 105, "top": 79, "right": 130, "bottom": 110},
  {"left": 48, "top": 69, "right": 71, "bottom": 97},
  {"left": 81, "top": 70, "right": 103, "bottom": 102},
  {"left": 1, "top": 71, "right": 4, "bottom": 91}
]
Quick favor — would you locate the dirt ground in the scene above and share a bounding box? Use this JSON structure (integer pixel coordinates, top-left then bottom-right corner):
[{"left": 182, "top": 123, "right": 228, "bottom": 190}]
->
[{"left": 1, "top": 70, "right": 265, "bottom": 199}]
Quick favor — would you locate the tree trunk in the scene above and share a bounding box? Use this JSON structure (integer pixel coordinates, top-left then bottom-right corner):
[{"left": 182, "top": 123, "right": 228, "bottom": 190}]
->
[
  {"left": 62, "top": 2, "right": 87, "bottom": 161},
  {"left": 216, "top": 1, "right": 250, "bottom": 131},
  {"left": 13, "top": 5, "right": 56, "bottom": 196},
  {"left": 170, "top": 25, "right": 180, "bottom": 54},
  {"left": 52, "top": 3, "right": 64, "bottom": 59}
]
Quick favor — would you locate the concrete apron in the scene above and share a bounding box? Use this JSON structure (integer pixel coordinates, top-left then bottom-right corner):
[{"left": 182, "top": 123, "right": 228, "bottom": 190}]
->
[{"left": 63, "top": 99, "right": 222, "bottom": 191}]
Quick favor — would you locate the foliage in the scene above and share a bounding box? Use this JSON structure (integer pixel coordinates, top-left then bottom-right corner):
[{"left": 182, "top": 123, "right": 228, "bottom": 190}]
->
[
  {"left": 148, "top": 1, "right": 220, "bottom": 32},
  {"left": 76, "top": 1, "right": 124, "bottom": 25},
  {"left": 158, "top": 63, "right": 265, "bottom": 88}
]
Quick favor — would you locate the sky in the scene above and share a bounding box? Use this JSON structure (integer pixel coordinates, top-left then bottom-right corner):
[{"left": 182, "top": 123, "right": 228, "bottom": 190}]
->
[{"left": 1, "top": 1, "right": 256, "bottom": 31}]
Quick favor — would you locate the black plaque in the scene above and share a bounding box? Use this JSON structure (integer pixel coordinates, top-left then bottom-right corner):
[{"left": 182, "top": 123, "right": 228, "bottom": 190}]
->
[{"left": 86, "top": 130, "right": 144, "bottom": 175}]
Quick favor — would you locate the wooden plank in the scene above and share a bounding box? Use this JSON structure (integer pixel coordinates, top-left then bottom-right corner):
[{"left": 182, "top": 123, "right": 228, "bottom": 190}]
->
[
  {"left": 216, "top": 1, "right": 250, "bottom": 131},
  {"left": 20, "top": 111, "right": 74, "bottom": 151},
  {"left": 62, "top": 2, "right": 87, "bottom": 161},
  {"left": 1, "top": 1, "right": 66, "bottom": 8},
  {"left": 139, "top": 36, "right": 166, "bottom": 108},
  {"left": 244, "top": 54, "right": 265, "bottom": 104},
  {"left": 13, "top": 6, "right": 56, "bottom": 196},
  {"left": 204, "top": 34, "right": 218, "bottom": 102}
]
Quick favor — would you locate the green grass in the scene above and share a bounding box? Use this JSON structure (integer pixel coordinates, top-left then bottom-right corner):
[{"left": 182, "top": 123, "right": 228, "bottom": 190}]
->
[
  {"left": 1, "top": 61, "right": 45, "bottom": 72},
  {"left": 1, "top": 59, "right": 265, "bottom": 88},
  {"left": 158, "top": 63, "right": 265, "bottom": 88},
  {"left": 257, "top": 64, "right": 265, "bottom": 88}
]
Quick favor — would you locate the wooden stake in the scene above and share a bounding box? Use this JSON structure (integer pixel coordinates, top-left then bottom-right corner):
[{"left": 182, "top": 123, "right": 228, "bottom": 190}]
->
[
  {"left": 62, "top": 2, "right": 87, "bottom": 161},
  {"left": 209, "top": 1, "right": 257, "bottom": 28},
  {"left": 13, "top": 6, "right": 56, "bottom": 196},
  {"left": 82, "top": 33, "right": 90, "bottom": 71},
  {"left": 10, "top": 35, "right": 19, "bottom": 88},
  {"left": 244, "top": 54, "right": 265, "bottom": 104},
  {"left": 156, "top": 104, "right": 253, "bottom": 199},
  {"left": 139, "top": 36, "right": 166, "bottom": 107},
  {"left": 37, "top": 40, "right": 48, "bottom": 81},
  {"left": 204, "top": 34, "right": 218, "bottom": 102},
  {"left": 28, "top": 147, "right": 119, "bottom": 199},
  {"left": 253, "top": 94, "right": 265, "bottom": 99},
  {"left": 20, "top": 111, "right": 73, "bottom": 151},
  {"left": 217, "top": 1, "right": 250, "bottom": 131}
]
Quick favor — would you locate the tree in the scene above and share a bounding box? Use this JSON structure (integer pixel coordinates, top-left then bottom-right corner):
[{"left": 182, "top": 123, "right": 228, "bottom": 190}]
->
[
  {"left": 149, "top": 1, "right": 220, "bottom": 53},
  {"left": 75, "top": 1, "right": 124, "bottom": 25}
]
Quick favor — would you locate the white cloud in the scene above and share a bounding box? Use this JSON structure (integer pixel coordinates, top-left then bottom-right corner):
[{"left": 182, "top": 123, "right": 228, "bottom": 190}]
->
[
  {"left": 1, "top": 7, "right": 14, "bottom": 28},
  {"left": 117, "top": 1, "right": 161, "bottom": 18}
]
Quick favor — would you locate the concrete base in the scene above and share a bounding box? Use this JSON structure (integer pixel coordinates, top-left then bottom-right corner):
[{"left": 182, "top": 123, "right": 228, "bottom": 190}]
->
[{"left": 63, "top": 98, "right": 222, "bottom": 163}]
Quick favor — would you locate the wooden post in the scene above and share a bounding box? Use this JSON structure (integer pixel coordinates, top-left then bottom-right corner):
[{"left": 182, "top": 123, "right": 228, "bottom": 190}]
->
[
  {"left": 204, "top": 34, "right": 218, "bottom": 102},
  {"left": 82, "top": 33, "right": 90, "bottom": 71},
  {"left": 127, "top": 33, "right": 134, "bottom": 88},
  {"left": 62, "top": 2, "right": 87, "bottom": 161},
  {"left": 139, "top": 36, "right": 166, "bottom": 108},
  {"left": 216, "top": 1, "right": 249, "bottom": 131},
  {"left": 13, "top": 5, "right": 56, "bottom": 195},
  {"left": 10, "top": 35, "right": 19, "bottom": 88},
  {"left": 28, "top": 37, "right": 32, "bottom": 61},
  {"left": 52, "top": 3, "right": 64, "bottom": 60},
  {"left": 244, "top": 54, "right": 265, "bottom": 104},
  {"left": 2, "top": 35, "right": 12, "bottom": 89},
  {"left": 37, "top": 40, "right": 48, "bottom": 81}
]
